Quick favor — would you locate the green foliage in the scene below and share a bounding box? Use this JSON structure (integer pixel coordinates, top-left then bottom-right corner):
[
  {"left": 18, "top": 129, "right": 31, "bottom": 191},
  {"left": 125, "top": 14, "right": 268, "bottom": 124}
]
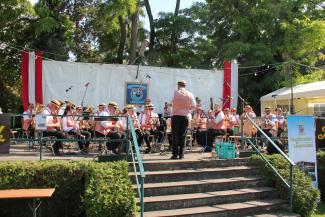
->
[
  {"left": 0, "top": 0, "right": 35, "bottom": 112},
  {"left": 317, "top": 152, "right": 325, "bottom": 202},
  {"left": 204, "top": 0, "right": 325, "bottom": 113},
  {"left": 251, "top": 154, "right": 320, "bottom": 217},
  {"left": 84, "top": 161, "right": 136, "bottom": 217},
  {"left": 0, "top": 160, "right": 136, "bottom": 217}
]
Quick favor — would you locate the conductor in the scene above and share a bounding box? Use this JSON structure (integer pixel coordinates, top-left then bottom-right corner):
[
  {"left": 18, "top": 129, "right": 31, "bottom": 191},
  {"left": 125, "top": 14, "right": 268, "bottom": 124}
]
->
[{"left": 171, "top": 80, "right": 196, "bottom": 159}]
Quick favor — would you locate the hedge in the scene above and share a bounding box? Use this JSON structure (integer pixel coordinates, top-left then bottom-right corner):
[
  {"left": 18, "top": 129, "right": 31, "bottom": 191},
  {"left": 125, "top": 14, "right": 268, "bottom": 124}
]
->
[
  {"left": 0, "top": 160, "right": 136, "bottom": 217},
  {"left": 251, "top": 154, "right": 320, "bottom": 217},
  {"left": 317, "top": 151, "right": 325, "bottom": 202}
]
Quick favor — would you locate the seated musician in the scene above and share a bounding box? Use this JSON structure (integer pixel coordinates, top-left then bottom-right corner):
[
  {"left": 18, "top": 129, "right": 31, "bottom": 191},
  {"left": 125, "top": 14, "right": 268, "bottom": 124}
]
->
[
  {"left": 94, "top": 103, "right": 109, "bottom": 151},
  {"left": 224, "top": 108, "right": 236, "bottom": 136},
  {"left": 205, "top": 104, "right": 226, "bottom": 151},
  {"left": 138, "top": 104, "right": 163, "bottom": 153},
  {"left": 121, "top": 105, "right": 144, "bottom": 147},
  {"left": 62, "top": 104, "right": 91, "bottom": 153},
  {"left": 42, "top": 100, "right": 66, "bottom": 156},
  {"left": 163, "top": 102, "right": 172, "bottom": 118},
  {"left": 192, "top": 106, "right": 207, "bottom": 147},
  {"left": 230, "top": 107, "right": 241, "bottom": 134},
  {"left": 79, "top": 106, "right": 95, "bottom": 134},
  {"left": 106, "top": 102, "right": 124, "bottom": 153},
  {"left": 275, "top": 107, "right": 286, "bottom": 137},
  {"left": 242, "top": 105, "right": 256, "bottom": 119},
  {"left": 260, "top": 106, "right": 277, "bottom": 138},
  {"left": 22, "top": 103, "right": 35, "bottom": 138},
  {"left": 94, "top": 102, "right": 123, "bottom": 154}
]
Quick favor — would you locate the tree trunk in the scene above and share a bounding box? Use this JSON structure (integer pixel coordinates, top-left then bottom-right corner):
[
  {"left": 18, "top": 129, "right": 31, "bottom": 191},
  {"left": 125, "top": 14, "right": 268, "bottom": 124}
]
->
[
  {"left": 170, "top": 0, "right": 180, "bottom": 53},
  {"left": 144, "top": 0, "right": 155, "bottom": 52},
  {"left": 129, "top": 8, "right": 139, "bottom": 64},
  {"left": 117, "top": 16, "right": 126, "bottom": 64}
]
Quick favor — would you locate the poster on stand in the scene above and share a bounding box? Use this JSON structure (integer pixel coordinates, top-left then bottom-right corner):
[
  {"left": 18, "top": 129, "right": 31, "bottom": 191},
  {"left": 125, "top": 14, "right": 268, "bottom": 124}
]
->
[{"left": 287, "top": 115, "right": 318, "bottom": 188}]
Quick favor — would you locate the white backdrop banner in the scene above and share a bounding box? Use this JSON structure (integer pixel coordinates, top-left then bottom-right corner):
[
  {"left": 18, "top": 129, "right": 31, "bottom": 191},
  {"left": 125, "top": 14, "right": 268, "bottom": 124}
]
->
[{"left": 42, "top": 60, "right": 238, "bottom": 113}]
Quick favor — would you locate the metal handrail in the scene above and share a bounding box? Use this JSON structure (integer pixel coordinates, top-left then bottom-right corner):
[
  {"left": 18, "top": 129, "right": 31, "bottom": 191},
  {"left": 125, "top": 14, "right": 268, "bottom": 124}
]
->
[
  {"left": 245, "top": 115, "right": 295, "bottom": 212},
  {"left": 128, "top": 118, "right": 145, "bottom": 217}
]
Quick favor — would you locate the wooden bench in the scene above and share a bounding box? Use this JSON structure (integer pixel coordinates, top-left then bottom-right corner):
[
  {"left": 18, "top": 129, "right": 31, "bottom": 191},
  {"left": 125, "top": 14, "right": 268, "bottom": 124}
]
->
[{"left": 0, "top": 188, "right": 55, "bottom": 217}]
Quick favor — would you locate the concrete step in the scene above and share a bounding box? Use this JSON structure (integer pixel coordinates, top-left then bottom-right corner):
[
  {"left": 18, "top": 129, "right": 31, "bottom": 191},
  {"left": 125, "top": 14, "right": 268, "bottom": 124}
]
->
[
  {"left": 244, "top": 212, "right": 300, "bottom": 217},
  {"left": 131, "top": 158, "right": 251, "bottom": 171},
  {"left": 142, "top": 187, "right": 275, "bottom": 212},
  {"left": 133, "top": 176, "right": 265, "bottom": 196},
  {"left": 130, "top": 166, "right": 259, "bottom": 183},
  {"left": 142, "top": 199, "right": 287, "bottom": 217}
]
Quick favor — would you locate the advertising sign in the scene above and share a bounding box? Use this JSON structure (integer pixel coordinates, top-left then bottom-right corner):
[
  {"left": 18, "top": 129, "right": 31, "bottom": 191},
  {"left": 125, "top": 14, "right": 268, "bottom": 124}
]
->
[
  {"left": 0, "top": 114, "right": 11, "bottom": 154},
  {"left": 316, "top": 117, "right": 325, "bottom": 150},
  {"left": 126, "top": 82, "right": 148, "bottom": 105},
  {"left": 287, "top": 115, "right": 318, "bottom": 187}
]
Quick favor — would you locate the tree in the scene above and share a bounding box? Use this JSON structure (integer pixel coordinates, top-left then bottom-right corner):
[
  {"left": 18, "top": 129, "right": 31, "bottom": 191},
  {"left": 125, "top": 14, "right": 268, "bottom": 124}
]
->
[
  {"left": 170, "top": 0, "right": 180, "bottom": 53},
  {"left": 0, "top": 0, "right": 35, "bottom": 112},
  {"left": 144, "top": 0, "right": 155, "bottom": 52},
  {"left": 27, "top": 0, "right": 74, "bottom": 60},
  {"left": 92, "top": 0, "right": 137, "bottom": 63},
  {"left": 204, "top": 0, "right": 325, "bottom": 113},
  {"left": 129, "top": 5, "right": 139, "bottom": 64},
  {"left": 66, "top": 0, "right": 99, "bottom": 62}
]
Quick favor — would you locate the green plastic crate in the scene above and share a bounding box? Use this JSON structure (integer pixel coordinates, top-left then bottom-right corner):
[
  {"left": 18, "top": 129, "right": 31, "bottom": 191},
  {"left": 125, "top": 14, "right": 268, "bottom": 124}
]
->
[{"left": 215, "top": 142, "right": 236, "bottom": 159}]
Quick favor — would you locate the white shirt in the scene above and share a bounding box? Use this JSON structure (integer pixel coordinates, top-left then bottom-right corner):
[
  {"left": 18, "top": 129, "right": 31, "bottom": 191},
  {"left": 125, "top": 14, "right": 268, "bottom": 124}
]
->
[
  {"left": 97, "top": 111, "right": 109, "bottom": 128},
  {"left": 62, "top": 116, "right": 76, "bottom": 132},
  {"left": 215, "top": 111, "right": 225, "bottom": 124}
]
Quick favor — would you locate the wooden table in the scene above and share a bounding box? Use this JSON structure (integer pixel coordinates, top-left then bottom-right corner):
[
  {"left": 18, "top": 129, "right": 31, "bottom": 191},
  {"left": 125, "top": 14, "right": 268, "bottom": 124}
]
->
[{"left": 0, "top": 188, "right": 55, "bottom": 217}]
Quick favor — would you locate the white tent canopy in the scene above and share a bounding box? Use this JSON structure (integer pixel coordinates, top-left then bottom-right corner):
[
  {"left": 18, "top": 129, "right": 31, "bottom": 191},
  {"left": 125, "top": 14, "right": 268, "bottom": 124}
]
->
[{"left": 260, "top": 80, "right": 325, "bottom": 101}]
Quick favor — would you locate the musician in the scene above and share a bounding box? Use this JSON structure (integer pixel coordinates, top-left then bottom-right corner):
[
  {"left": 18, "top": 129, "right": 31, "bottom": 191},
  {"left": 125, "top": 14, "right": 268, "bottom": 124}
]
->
[
  {"left": 171, "top": 80, "right": 196, "bottom": 159},
  {"left": 138, "top": 104, "right": 163, "bottom": 153},
  {"left": 192, "top": 106, "right": 207, "bottom": 147},
  {"left": 94, "top": 103, "right": 108, "bottom": 151},
  {"left": 224, "top": 108, "right": 237, "bottom": 136},
  {"left": 230, "top": 108, "right": 240, "bottom": 124},
  {"left": 106, "top": 102, "right": 124, "bottom": 153},
  {"left": 242, "top": 105, "right": 256, "bottom": 119},
  {"left": 75, "top": 105, "right": 83, "bottom": 120},
  {"left": 276, "top": 107, "right": 286, "bottom": 137},
  {"left": 58, "top": 100, "right": 67, "bottom": 115},
  {"left": 62, "top": 104, "right": 91, "bottom": 153},
  {"left": 121, "top": 105, "right": 144, "bottom": 146},
  {"left": 42, "top": 100, "right": 66, "bottom": 156},
  {"left": 205, "top": 104, "right": 225, "bottom": 151},
  {"left": 22, "top": 103, "right": 35, "bottom": 138},
  {"left": 261, "top": 106, "right": 277, "bottom": 137},
  {"left": 163, "top": 102, "right": 172, "bottom": 118},
  {"left": 230, "top": 107, "right": 241, "bottom": 135},
  {"left": 79, "top": 106, "right": 94, "bottom": 133},
  {"left": 94, "top": 102, "right": 122, "bottom": 154},
  {"left": 107, "top": 102, "right": 119, "bottom": 116}
]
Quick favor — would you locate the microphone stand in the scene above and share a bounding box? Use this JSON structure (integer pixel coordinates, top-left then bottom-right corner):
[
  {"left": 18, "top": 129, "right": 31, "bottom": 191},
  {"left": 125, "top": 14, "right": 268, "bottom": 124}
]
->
[
  {"left": 224, "top": 81, "right": 249, "bottom": 150},
  {"left": 81, "top": 84, "right": 89, "bottom": 108}
]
